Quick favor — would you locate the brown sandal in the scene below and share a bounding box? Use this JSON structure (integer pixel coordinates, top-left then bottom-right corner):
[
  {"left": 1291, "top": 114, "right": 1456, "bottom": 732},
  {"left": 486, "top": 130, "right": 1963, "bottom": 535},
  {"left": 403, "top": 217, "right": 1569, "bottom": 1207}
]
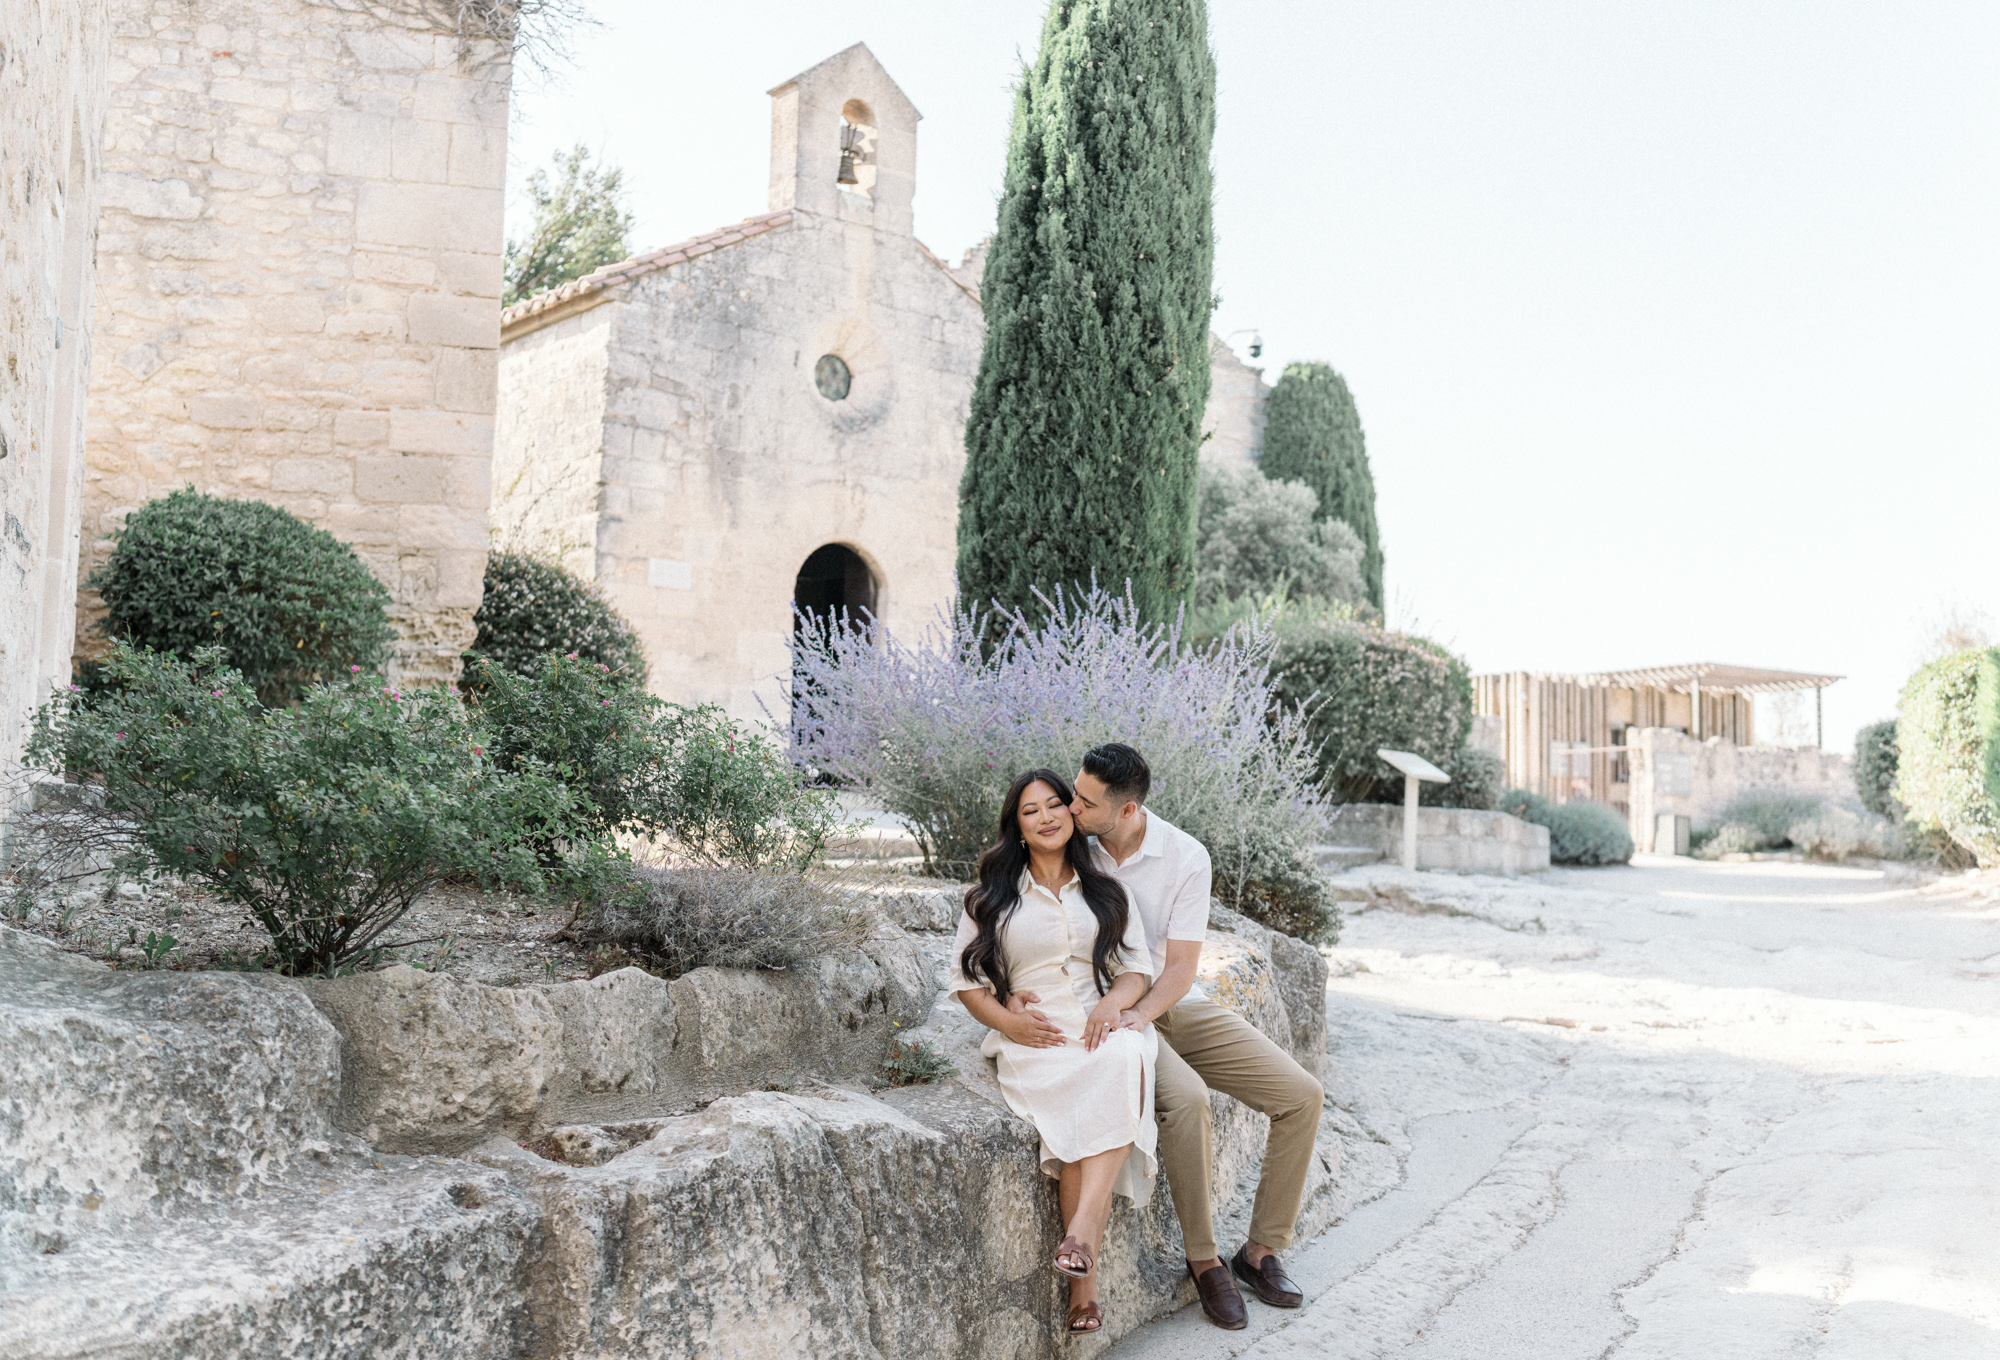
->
[
  {"left": 1053, "top": 1235, "right": 1094, "bottom": 1279},
  {"left": 1067, "top": 1299, "right": 1103, "bottom": 1334}
]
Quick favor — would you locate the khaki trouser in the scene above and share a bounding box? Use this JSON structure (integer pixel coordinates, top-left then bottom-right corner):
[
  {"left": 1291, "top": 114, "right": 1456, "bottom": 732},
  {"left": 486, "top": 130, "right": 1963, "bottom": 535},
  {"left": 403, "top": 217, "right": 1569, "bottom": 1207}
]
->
[{"left": 1153, "top": 995, "right": 1324, "bottom": 1262}]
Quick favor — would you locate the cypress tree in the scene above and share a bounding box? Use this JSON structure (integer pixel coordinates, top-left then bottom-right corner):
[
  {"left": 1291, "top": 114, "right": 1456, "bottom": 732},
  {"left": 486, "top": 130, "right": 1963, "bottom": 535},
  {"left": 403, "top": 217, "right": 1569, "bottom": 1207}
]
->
[
  {"left": 1259, "top": 361, "right": 1383, "bottom": 609},
  {"left": 955, "top": 0, "right": 1217, "bottom": 625}
]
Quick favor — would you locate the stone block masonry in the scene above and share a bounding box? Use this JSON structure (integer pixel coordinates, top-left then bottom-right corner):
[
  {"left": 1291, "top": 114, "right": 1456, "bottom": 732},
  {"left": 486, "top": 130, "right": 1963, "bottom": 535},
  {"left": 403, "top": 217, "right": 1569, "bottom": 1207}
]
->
[
  {"left": 78, "top": 0, "right": 513, "bottom": 685},
  {"left": 0, "top": 0, "right": 109, "bottom": 769}
]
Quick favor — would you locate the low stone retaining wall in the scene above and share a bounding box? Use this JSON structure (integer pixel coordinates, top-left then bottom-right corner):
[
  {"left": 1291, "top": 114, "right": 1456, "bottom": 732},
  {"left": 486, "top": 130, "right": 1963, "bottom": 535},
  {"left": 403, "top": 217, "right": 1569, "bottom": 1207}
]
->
[
  {"left": 1320, "top": 805, "right": 1550, "bottom": 875},
  {"left": 0, "top": 891, "right": 1337, "bottom": 1359}
]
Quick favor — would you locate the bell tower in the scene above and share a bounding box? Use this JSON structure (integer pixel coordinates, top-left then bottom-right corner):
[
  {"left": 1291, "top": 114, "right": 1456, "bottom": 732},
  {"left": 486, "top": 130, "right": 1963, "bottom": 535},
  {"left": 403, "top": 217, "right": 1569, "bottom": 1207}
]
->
[{"left": 767, "top": 43, "right": 920, "bottom": 236}]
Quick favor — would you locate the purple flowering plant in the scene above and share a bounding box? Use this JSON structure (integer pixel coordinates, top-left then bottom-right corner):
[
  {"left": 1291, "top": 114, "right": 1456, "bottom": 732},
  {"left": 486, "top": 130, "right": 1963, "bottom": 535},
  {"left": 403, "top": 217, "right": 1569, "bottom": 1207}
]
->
[{"left": 786, "top": 584, "right": 1340, "bottom": 940}]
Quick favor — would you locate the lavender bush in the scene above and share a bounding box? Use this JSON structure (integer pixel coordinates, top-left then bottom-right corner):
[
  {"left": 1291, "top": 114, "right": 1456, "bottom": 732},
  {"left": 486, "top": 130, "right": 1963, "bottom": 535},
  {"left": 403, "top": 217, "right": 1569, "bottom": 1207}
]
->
[{"left": 785, "top": 585, "right": 1341, "bottom": 943}]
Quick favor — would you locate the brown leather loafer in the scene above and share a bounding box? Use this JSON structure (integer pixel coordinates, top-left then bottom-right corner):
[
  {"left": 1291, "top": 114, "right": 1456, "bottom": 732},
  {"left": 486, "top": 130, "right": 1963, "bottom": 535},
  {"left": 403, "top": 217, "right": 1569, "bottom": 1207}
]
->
[
  {"left": 1231, "top": 1245, "right": 1303, "bottom": 1308},
  {"left": 1189, "top": 1261, "right": 1248, "bottom": 1330}
]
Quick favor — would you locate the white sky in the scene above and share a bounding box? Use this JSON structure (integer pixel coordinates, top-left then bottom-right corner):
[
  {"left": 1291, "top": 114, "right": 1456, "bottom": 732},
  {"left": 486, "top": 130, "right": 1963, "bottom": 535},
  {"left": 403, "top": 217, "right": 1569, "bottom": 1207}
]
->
[{"left": 507, "top": 1, "right": 2000, "bottom": 753}]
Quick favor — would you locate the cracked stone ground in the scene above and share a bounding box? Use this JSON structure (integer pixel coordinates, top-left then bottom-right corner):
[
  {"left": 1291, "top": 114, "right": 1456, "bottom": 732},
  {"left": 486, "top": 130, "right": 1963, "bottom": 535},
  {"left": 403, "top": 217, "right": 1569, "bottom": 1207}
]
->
[{"left": 1107, "top": 854, "right": 2000, "bottom": 1360}]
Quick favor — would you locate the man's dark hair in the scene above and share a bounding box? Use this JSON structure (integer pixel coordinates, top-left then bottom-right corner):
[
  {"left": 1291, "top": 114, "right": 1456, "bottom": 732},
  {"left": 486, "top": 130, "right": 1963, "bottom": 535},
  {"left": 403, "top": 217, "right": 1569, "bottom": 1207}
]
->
[{"left": 1081, "top": 743, "right": 1151, "bottom": 807}]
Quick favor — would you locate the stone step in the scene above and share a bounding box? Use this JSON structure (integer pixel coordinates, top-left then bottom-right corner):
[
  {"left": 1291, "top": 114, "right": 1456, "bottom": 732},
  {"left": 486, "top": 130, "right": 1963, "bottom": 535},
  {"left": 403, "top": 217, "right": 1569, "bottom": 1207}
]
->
[{"left": 1315, "top": 844, "right": 1386, "bottom": 870}]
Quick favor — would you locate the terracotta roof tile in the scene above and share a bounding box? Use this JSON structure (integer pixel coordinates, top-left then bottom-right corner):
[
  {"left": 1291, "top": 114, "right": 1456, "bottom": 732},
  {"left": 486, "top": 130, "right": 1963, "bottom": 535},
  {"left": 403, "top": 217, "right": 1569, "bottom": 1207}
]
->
[{"left": 500, "top": 210, "right": 793, "bottom": 330}]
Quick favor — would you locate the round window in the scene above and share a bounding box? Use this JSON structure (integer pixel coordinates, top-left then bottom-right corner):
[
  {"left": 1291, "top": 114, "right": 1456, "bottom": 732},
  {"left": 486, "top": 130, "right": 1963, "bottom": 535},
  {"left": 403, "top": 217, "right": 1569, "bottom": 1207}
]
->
[{"left": 814, "top": 354, "right": 852, "bottom": 401}]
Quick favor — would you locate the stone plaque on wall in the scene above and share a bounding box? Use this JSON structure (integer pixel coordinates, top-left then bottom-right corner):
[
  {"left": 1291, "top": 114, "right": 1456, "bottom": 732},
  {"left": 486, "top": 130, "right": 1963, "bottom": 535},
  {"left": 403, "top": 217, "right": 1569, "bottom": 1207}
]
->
[{"left": 1655, "top": 753, "right": 1693, "bottom": 797}]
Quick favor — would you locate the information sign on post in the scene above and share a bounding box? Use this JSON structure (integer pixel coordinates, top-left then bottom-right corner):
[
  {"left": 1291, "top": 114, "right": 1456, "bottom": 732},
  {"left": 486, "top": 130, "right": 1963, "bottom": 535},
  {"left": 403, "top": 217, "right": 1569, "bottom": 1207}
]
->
[{"left": 1377, "top": 749, "right": 1451, "bottom": 871}]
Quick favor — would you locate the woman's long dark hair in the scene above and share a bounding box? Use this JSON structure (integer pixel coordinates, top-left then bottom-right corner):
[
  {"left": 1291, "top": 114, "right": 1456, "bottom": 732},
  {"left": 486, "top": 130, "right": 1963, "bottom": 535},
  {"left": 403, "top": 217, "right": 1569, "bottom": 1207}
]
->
[{"left": 960, "top": 768, "right": 1131, "bottom": 1005}]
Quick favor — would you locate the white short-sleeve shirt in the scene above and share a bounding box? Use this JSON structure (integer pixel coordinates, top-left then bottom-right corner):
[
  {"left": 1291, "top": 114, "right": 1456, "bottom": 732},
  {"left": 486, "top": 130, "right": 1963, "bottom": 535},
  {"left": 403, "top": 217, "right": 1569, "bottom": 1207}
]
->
[{"left": 1089, "top": 810, "right": 1211, "bottom": 999}]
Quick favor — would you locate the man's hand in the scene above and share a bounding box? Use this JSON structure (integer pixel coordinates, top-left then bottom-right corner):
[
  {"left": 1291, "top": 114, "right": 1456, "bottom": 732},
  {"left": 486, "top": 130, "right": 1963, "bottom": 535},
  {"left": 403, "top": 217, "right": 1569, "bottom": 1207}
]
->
[
  {"left": 998, "top": 994, "right": 1064, "bottom": 1049},
  {"left": 1083, "top": 997, "right": 1125, "bottom": 1051},
  {"left": 1116, "top": 1009, "right": 1151, "bottom": 1032}
]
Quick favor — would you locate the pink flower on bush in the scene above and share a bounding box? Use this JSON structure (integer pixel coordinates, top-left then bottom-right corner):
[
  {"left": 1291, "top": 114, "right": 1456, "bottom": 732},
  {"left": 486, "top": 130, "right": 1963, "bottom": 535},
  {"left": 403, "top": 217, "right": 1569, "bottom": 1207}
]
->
[
  {"left": 351, "top": 665, "right": 361, "bottom": 673},
  {"left": 566, "top": 652, "right": 579, "bottom": 660}
]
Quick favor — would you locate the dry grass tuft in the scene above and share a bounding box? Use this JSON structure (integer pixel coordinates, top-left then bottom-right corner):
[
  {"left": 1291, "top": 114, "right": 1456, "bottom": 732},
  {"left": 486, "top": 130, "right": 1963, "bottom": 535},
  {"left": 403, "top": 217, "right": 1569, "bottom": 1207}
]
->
[{"left": 576, "top": 864, "right": 871, "bottom": 979}]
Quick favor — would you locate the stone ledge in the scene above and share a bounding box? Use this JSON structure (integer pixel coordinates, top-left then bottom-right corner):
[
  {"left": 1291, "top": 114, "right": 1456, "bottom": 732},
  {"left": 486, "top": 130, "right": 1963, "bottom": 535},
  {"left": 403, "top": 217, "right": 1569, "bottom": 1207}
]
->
[
  {"left": 0, "top": 892, "right": 1335, "bottom": 1359},
  {"left": 1321, "top": 805, "right": 1551, "bottom": 875}
]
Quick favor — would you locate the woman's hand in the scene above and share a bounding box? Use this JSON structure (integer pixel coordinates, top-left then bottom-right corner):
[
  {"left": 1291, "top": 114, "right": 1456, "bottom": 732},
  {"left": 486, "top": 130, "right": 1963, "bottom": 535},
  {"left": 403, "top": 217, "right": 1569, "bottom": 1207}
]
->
[
  {"left": 998, "top": 1001, "right": 1066, "bottom": 1049},
  {"left": 1083, "top": 997, "right": 1124, "bottom": 1051},
  {"left": 966, "top": 988, "right": 1064, "bottom": 1047}
]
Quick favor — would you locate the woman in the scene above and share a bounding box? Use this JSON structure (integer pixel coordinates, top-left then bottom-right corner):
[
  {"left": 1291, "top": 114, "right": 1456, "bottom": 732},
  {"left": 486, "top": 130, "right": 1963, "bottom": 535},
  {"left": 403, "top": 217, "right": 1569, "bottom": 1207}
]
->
[{"left": 948, "top": 768, "right": 1158, "bottom": 1336}]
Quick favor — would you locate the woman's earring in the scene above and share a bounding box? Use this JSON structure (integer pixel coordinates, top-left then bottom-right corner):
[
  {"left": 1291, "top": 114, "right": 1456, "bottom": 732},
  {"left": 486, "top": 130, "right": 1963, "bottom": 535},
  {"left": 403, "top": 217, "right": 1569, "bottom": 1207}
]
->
[{"left": 1020, "top": 838, "right": 1028, "bottom": 849}]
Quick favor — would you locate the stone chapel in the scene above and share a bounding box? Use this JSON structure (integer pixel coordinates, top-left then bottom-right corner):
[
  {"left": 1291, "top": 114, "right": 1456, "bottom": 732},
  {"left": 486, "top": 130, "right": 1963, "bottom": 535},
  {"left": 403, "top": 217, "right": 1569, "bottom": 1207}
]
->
[{"left": 494, "top": 44, "right": 1269, "bottom": 720}]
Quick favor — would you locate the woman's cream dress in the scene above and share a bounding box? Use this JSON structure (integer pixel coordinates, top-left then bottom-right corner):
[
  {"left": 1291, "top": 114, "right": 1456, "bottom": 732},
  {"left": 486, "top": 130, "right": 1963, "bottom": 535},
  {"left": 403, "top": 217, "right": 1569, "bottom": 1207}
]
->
[{"left": 948, "top": 870, "right": 1159, "bottom": 1204}]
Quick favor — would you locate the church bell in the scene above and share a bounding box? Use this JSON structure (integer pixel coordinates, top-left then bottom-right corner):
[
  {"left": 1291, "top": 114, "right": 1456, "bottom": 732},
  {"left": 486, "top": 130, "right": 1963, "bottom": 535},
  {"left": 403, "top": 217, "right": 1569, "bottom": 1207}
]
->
[{"left": 837, "top": 123, "right": 861, "bottom": 185}]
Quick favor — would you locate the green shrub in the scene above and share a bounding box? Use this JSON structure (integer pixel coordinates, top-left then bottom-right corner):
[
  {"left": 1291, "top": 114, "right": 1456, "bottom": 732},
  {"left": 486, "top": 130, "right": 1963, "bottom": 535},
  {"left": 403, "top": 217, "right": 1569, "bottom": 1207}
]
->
[
  {"left": 1230, "top": 857, "right": 1342, "bottom": 946},
  {"left": 468, "top": 552, "right": 647, "bottom": 686},
  {"left": 1421, "top": 748, "right": 1506, "bottom": 811},
  {"left": 880, "top": 1036, "right": 960, "bottom": 1088},
  {"left": 1895, "top": 647, "right": 2000, "bottom": 866},
  {"left": 1853, "top": 719, "right": 1903, "bottom": 820},
  {"left": 1702, "top": 791, "right": 1829, "bottom": 852},
  {"left": 1266, "top": 607, "right": 1472, "bottom": 800},
  {"left": 575, "top": 864, "right": 867, "bottom": 978},
  {"left": 1258, "top": 361, "right": 1383, "bottom": 608},
  {"left": 466, "top": 654, "right": 842, "bottom": 871},
  {"left": 1693, "top": 790, "right": 1902, "bottom": 862},
  {"left": 1195, "top": 463, "right": 1367, "bottom": 610},
  {"left": 87, "top": 488, "right": 395, "bottom": 706},
  {"left": 1184, "top": 583, "right": 1362, "bottom": 652},
  {"left": 1784, "top": 804, "right": 1904, "bottom": 861},
  {"left": 24, "top": 643, "right": 572, "bottom": 975},
  {"left": 1981, "top": 650, "right": 2000, "bottom": 823},
  {"left": 1498, "top": 789, "right": 1632, "bottom": 865}
]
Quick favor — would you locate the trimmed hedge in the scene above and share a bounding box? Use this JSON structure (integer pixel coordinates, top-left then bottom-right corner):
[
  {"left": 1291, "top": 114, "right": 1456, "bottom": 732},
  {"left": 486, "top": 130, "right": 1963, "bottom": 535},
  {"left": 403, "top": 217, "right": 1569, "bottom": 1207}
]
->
[
  {"left": 1421, "top": 747, "right": 1505, "bottom": 811},
  {"left": 1895, "top": 647, "right": 2000, "bottom": 866},
  {"left": 1852, "top": 719, "right": 1902, "bottom": 821},
  {"left": 1268, "top": 609, "right": 1471, "bottom": 800},
  {"left": 1499, "top": 790, "right": 1634, "bottom": 865},
  {"left": 468, "top": 551, "right": 647, "bottom": 686},
  {"left": 87, "top": 487, "right": 395, "bottom": 705}
]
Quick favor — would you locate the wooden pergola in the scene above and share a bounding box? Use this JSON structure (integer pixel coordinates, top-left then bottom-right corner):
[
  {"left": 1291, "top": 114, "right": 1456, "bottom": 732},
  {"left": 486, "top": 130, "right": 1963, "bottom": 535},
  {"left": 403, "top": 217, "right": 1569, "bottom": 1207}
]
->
[
  {"left": 1590, "top": 663, "right": 1845, "bottom": 745},
  {"left": 1475, "top": 661, "right": 1844, "bottom": 808}
]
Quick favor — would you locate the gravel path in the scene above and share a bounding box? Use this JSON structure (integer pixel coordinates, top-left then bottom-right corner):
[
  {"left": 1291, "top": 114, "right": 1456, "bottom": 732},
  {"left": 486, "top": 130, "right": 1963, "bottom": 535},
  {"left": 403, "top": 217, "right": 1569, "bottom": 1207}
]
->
[{"left": 1106, "top": 854, "right": 2000, "bottom": 1359}]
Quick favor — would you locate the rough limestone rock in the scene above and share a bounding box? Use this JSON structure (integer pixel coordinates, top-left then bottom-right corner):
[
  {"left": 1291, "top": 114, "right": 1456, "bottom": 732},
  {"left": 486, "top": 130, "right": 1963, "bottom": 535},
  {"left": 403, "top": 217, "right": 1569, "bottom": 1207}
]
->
[
  {"left": 305, "top": 964, "right": 565, "bottom": 1154},
  {"left": 306, "top": 933, "right": 939, "bottom": 1153},
  {"left": 0, "top": 927, "right": 342, "bottom": 1238},
  {"left": 0, "top": 899, "right": 1337, "bottom": 1359}
]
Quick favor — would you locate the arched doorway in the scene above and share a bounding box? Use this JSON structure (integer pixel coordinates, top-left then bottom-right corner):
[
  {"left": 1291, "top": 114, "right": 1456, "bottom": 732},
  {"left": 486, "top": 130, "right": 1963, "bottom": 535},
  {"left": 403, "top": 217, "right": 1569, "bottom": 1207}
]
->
[{"left": 793, "top": 543, "right": 877, "bottom": 633}]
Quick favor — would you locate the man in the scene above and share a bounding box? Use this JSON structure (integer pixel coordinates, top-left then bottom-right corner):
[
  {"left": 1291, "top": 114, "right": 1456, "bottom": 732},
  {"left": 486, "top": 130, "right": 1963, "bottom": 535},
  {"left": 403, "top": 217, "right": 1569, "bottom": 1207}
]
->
[{"left": 1068, "top": 742, "right": 1323, "bottom": 1329}]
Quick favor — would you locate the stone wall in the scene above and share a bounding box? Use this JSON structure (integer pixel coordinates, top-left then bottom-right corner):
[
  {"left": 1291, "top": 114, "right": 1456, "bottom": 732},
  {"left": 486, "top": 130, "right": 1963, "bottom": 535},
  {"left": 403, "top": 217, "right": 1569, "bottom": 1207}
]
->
[
  {"left": 78, "top": 0, "right": 513, "bottom": 685},
  {"left": 0, "top": 0, "right": 108, "bottom": 767},
  {"left": 1319, "top": 805, "right": 1552, "bottom": 875},
  {"left": 1201, "top": 333, "right": 1268, "bottom": 467},
  {"left": 1624, "top": 727, "right": 1858, "bottom": 851}
]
